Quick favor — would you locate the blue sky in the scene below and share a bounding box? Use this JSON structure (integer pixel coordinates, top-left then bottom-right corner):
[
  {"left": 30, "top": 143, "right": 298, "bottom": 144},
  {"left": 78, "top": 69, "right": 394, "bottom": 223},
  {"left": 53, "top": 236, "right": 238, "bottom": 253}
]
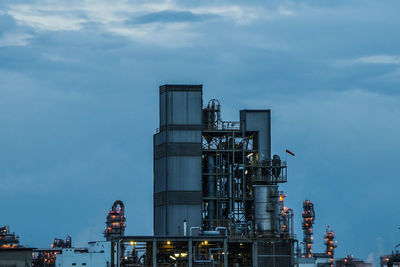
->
[{"left": 1, "top": 0, "right": 400, "bottom": 264}]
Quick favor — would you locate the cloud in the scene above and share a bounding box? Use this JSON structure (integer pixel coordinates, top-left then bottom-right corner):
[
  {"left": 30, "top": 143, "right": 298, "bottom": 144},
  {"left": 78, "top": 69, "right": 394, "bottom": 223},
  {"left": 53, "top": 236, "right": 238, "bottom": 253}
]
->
[
  {"left": 133, "top": 10, "right": 217, "bottom": 24},
  {"left": 340, "top": 55, "right": 400, "bottom": 65},
  {"left": 0, "top": 31, "right": 33, "bottom": 46},
  {"left": 3, "top": 0, "right": 294, "bottom": 47}
]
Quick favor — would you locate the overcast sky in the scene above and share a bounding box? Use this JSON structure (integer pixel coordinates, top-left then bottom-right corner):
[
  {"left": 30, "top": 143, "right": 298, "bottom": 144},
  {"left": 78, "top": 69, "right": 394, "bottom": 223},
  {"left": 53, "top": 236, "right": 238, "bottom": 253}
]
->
[{"left": 1, "top": 0, "right": 400, "bottom": 264}]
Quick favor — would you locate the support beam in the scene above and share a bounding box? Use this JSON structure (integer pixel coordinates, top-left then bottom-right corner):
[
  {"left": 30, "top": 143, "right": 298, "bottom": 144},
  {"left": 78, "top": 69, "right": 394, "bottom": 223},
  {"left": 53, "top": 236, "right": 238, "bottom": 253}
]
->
[
  {"left": 152, "top": 239, "right": 157, "bottom": 267},
  {"left": 188, "top": 239, "right": 192, "bottom": 267},
  {"left": 224, "top": 239, "right": 228, "bottom": 267},
  {"left": 253, "top": 241, "right": 258, "bottom": 267}
]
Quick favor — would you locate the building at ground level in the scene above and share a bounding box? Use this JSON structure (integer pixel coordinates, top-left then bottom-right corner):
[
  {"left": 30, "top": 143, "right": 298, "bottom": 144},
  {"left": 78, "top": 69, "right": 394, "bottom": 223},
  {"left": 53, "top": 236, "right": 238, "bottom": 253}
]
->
[
  {"left": 0, "top": 248, "right": 33, "bottom": 267},
  {"left": 55, "top": 241, "right": 112, "bottom": 267}
]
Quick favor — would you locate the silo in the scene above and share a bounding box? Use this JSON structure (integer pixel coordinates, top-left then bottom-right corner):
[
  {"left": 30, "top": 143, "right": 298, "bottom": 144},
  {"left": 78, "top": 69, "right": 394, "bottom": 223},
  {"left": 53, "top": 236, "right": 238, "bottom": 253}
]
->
[{"left": 153, "top": 84, "right": 203, "bottom": 236}]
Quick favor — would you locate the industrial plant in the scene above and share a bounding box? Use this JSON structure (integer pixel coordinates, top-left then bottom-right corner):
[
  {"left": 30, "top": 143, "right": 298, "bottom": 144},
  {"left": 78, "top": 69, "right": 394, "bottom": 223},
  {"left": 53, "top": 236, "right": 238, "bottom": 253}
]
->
[{"left": 0, "top": 84, "right": 396, "bottom": 266}]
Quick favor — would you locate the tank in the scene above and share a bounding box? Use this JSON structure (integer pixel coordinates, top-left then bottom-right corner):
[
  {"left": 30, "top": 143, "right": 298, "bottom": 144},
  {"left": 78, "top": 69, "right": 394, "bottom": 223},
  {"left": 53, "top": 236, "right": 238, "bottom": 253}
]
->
[{"left": 253, "top": 185, "right": 279, "bottom": 236}]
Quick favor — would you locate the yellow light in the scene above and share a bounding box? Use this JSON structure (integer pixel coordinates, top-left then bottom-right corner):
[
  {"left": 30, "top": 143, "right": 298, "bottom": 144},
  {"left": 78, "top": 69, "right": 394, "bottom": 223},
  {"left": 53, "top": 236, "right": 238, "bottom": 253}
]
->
[
  {"left": 167, "top": 241, "right": 171, "bottom": 245},
  {"left": 130, "top": 241, "right": 136, "bottom": 246},
  {"left": 204, "top": 240, "right": 208, "bottom": 245}
]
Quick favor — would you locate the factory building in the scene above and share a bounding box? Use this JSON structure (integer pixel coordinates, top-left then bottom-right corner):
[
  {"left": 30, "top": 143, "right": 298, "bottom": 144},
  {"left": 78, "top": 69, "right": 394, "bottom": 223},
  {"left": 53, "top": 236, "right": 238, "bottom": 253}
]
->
[
  {"left": 114, "top": 84, "right": 295, "bottom": 266},
  {"left": 55, "top": 241, "right": 112, "bottom": 267},
  {"left": 335, "top": 255, "right": 373, "bottom": 267},
  {"left": 0, "top": 226, "right": 32, "bottom": 267},
  {"left": 298, "top": 253, "right": 333, "bottom": 267},
  {"left": 0, "top": 248, "right": 33, "bottom": 267}
]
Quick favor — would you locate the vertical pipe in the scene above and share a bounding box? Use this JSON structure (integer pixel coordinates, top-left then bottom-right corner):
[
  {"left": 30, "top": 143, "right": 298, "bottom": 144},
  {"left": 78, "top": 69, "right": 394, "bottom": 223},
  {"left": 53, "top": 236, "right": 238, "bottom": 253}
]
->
[
  {"left": 152, "top": 239, "right": 157, "bottom": 267},
  {"left": 207, "top": 154, "right": 216, "bottom": 226},
  {"left": 290, "top": 210, "right": 294, "bottom": 237},
  {"left": 228, "top": 164, "right": 233, "bottom": 218},
  {"left": 223, "top": 238, "right": 228, "bottom": 267},
  {"left": 253, "top": 241, "right": 258, "bottom": 267},
  {"left": 111, "top": 242, "right": 115, "bottom": 267},
  {"left": 188, "top": 239, "right": 192, "bottom": 267},
  {"left": 184, "top": 220, "right": 187, "bottom": 236}
]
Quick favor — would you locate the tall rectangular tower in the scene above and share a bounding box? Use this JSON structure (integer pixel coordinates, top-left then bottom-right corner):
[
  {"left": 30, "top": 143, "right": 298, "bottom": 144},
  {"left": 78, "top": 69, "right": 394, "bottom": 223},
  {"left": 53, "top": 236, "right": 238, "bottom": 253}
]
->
[{"left": 153, "top": 85, "right": 203, "bottom": 236}]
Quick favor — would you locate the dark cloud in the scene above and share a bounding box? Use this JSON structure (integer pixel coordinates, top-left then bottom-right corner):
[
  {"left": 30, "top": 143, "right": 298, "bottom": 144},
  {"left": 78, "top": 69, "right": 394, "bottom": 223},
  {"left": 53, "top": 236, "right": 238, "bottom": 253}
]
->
[{"left": 132, "top": 10, "right": 218, "bottom": 24}]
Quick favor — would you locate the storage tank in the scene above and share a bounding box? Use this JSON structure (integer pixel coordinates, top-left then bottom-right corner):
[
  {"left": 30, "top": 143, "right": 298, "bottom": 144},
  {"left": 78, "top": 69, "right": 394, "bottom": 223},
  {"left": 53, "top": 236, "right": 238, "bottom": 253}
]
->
[{"left": 253, "top": 185, "right": 279, "bottom": 236}]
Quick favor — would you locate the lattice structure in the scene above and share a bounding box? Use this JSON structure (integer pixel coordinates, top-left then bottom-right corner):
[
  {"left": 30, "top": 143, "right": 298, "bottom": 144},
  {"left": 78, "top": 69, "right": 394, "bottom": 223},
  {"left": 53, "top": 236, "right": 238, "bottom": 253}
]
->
[
  {"left": 302, "top": 200, "right": 315, "bottom": 258},
  {"left": 104, "top": 200, "right": 126, "bottom": 241},
  {"left": 324, "top": 226, "right": 337, "bottom": 266}
]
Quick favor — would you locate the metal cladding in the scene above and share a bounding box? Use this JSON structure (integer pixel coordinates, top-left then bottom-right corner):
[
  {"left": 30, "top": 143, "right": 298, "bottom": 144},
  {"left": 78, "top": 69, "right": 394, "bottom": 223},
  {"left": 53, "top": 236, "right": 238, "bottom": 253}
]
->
[
  {"left": 324, "top": 226, "right": 337, "bottom": 266},
  {"left": 154, "top": 84, "right": 203, "bottom": 236},
  {"left": 240, "top": 110, "right": 271, "bottom": 161},
  {"left": 302, "top": 199, "right": 315, "bottom": 258},
  {"left": 253, "top": 185, "right": 279, "bottom": 236},
  {"left": 104, "top": 200, "right": 126, "bottom": 241}
]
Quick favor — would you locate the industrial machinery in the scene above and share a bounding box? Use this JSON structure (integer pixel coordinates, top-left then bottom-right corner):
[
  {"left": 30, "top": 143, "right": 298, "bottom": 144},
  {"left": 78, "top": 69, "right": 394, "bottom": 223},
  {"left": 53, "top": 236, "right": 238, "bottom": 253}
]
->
[
  {"left": 32, "top": 235, "right": 72, "bottom": 267},
  {"left": 0, "top": 226, "right": 20, "bottom": 248},
  {"left": 104, "top": 200, "right": 126, "bottom": 241},
  {"left": 114, "top": 84, "right": 295, "bottom": 266},
  {"left": 324, "top": 226, "right": 337, "bottom": 266},
  {"left": 381, "top": 252, "right": 400, "bottom": 267},
  {"left": 302, "top": 200, "right": 315, "bottom": 258},
  {"left": 52, "top": 235, "right": 71, "bottom": 248},
  {"left": 279, "top": 192, "right": 293, "bottom": 238},
  {"left": 336, "top": 255, "right": 373, "bottom": 267}
]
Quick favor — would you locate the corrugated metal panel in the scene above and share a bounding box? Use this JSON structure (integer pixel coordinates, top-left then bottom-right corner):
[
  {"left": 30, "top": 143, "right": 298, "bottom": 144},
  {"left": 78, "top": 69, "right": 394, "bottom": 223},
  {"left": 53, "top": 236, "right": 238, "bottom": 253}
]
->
[
  {"left": 167, "top": 156, "right": 202, "bottom": 191},
  {"left": 240, "top": 110, "right": 271, "bottom": 161},
  {"left": 154, "top": 84, "right": 203, "bottom": 236}
]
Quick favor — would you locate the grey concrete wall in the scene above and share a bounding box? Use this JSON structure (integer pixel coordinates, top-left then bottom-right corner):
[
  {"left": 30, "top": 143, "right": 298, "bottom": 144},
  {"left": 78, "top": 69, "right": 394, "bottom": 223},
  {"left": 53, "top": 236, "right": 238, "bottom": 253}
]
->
[{"left": 0, "top": 250, "right": 32, "bottom": 267}]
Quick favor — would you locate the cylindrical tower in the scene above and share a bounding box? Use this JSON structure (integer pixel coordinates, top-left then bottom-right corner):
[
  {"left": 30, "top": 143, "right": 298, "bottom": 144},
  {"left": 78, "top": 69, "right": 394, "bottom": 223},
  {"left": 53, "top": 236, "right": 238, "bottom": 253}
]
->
[
  {"left": 254, "top": 185, "right": 279, "bottom": 236},
  {"left": 302, "top": 200, "right": 315, "bottom": 258},
  {"left": 104, "top": 200, "right": 126, "bottom": 241},
  {"left": 324, "top": 226, "right": 337, "bottom": 266}
]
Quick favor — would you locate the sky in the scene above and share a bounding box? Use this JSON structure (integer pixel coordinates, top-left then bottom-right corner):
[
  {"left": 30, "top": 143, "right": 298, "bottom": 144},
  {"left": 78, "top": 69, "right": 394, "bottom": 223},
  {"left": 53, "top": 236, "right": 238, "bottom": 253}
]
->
[{"left": 0, "top": 0, "right": 399, "bottom": 264}]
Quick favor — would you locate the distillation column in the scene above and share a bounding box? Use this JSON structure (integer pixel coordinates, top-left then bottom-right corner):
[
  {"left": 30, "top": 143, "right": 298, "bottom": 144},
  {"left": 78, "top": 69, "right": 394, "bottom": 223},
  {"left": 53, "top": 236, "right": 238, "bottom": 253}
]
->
[{"left": 302, "top": 200, "right": 315, "bottom": 258}]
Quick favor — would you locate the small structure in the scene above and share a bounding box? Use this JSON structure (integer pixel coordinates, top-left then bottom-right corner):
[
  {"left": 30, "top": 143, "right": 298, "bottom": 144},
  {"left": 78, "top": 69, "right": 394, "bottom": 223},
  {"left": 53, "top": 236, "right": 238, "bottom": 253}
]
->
[
  {"left": 0, "top": 225, "right": 21, "bottom": 248},
  {"left": 336, "top": 255, "right": 373, "bottom": 267},
  {"left": 55, "top": 241, "right": 112, "bottom": 267},
  {"left": 0, "top": 248, "right": 33, "bottom": 267},
  {"left": 302, "top": 200, "right": 316, "bottom": 258},
  {"left": 298, "top": 253, "right": 334, "bottom": 267},
  {"left": 0, "top": 226, "right": 32, "bottom": 267},
  {"left": 33, "top": 235, "right": 72, "bottom": 267},
  {"left": 104, "top": 200, "right": 126, "bottom": 241},
  {"left": 381, "top": 252, "right": 400, "bottom": 267},
  {"left": 324, "top": 226, "right": 337, "bottom": 266}
]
